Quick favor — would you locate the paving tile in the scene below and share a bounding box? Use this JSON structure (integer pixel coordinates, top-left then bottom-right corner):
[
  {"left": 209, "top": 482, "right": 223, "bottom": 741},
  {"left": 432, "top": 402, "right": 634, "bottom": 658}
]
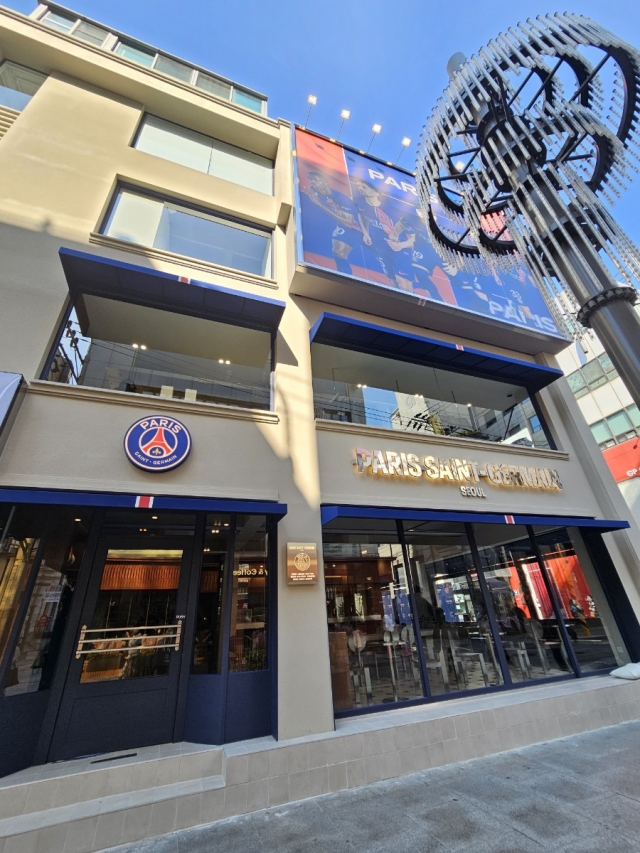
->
[{"left": 569, "top": 793, "right": 640, "bottom": 842}]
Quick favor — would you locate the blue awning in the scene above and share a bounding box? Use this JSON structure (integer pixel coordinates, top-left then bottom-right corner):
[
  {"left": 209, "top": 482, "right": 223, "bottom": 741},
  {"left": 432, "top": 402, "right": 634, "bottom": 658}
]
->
[
  {"left": 321, "top": 504, "right": 629, "bottom": 533},
  {"left": 310, "top": 312, "right": 563, "bottom": 392},
  {"left": 0, "top": 487, "right": 287, "bottom": 518},
  {"left": 59, "top": 248, "right": 286, "bottom": 334}
]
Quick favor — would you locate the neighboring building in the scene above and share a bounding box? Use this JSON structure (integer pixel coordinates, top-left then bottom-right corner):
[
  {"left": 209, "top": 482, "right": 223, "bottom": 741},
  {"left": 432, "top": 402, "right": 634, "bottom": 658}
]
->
[
  {"left": 555, "top": 321, "right": 640, "bottom": 524},
  {"left": 0, "top": 2, "right": 640, "bottom": 804}
]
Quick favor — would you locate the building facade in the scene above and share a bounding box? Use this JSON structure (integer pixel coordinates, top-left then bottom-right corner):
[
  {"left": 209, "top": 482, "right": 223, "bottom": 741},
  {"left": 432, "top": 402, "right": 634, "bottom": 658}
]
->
[
  {"left": 555, "top": 328, "right": 640, "bottom": 525},
  {"left": 1, "top": 2, "right": 640, "bottom": 781}
]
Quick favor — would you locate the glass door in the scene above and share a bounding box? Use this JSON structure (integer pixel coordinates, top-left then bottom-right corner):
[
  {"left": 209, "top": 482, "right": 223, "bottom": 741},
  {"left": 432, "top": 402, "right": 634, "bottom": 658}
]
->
[{"left": 48, "top": 537, "right": 193, "bottom": 761}]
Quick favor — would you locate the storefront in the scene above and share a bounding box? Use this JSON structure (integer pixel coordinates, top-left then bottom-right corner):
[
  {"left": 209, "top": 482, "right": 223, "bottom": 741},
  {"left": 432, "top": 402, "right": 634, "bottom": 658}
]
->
[
  {"left": 321, "top": 507, "right": 636, "bottom": 716},
  {"left": 0, "top": 492, "right": 284, "bottom": 776}
]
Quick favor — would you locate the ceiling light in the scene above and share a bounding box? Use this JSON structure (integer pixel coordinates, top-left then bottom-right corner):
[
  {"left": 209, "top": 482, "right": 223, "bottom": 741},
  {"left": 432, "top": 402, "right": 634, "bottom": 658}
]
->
[
  {"left": 74, "top": 518, "right": 81, "bottom": 522},
  {"left": 151, "top": 515, "right": 158, "bottom": 519}
]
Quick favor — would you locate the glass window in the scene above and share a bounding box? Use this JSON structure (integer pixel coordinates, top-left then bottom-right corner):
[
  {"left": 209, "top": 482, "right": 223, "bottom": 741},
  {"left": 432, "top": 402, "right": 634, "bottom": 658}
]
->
[
  {"left": 208, "top": 139, "right": 273, "bottom": 194},
  {"left": 582, "top": 359, "right": 606, "bottom": 389},
  {"left": 472, "top": 524, "right": 574, "bottom": 683},
  {"left": 590, "top": 420, "right": 612, "bottom": 445},
  {"left": 114, "top": 41, "right": 155, "bottom": 67},
  {"left": 192, "top": 517, "right": 231, "bottom": 674},
  {"left": 532, "top": 527, "right": 626, "bottom": 672},
  {"left": 73, "top": 21, "right": 109, "bottom": 47},
  {"left": 311, "top": 343, "right": 551, "bottom": 449},
  {"left": 134, "top": 116, "right": 274, "bottom": 194},
  {"left": 41, "top": 10, "right": 75, "bottom": 33},
  {"left": 403, "top": 521, "right": 504, "bottom": 696},
  {"left": 229, "top": 516, "right": 268, "bottom": 672},
  {"left": 627, "top": 404, "right": 640, "bottom": 428},
  {"left": 135, "top": 116, "right": 212, "bottom": 173},
  {"left": 324, "top": 519, "right": 424, "bottom": 711},
  {"left": 0, "top": 62, "right": 46, "bottom": 112},
  {"left": 598, "top": 353, "right": 618, "bottom": 376},
  {"left": 196, "top": 73, "right": 232, "bottom": 100},
  {"left": 1, "top": 506, "right": 91, "bottom": 696},
  {"left": 44, "top": 295, "right": 272, "bottom": 410},
  {"left": 566, "top": 370, "right": 586, "bottom": 395},
  {"left": 607, "top": 410, "right": 633, "bottom": 438},
  {"left": 103, "top": 189, "right": 272, "bottom": 277},
  {"left": 79, "top": 547, "right": 184, "bottom": 683},
  {"left": 153, "top": 55, "right": 193, "bottom": 83},
  {"left": 232, "top": 88, "right": 263, "bottom": 114}
]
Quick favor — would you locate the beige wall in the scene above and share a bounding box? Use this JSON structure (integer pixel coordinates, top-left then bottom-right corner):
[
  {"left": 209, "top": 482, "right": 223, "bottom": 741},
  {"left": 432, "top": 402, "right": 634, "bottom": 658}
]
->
[{"left": 0, "top": 8, "right": 639, "bottom": 747}]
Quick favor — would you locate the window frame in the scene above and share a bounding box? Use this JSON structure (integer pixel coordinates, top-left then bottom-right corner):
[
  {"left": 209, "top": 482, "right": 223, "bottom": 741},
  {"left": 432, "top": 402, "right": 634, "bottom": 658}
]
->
[{"left": 100, "top": 185, "right": 274, "bottom": 279}]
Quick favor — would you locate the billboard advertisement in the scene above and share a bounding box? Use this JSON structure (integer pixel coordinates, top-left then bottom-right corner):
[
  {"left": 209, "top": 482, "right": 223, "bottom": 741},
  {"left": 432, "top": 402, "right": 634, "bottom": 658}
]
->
[{"left": 295, "top": 128, "right": 562, "bottom": 338}]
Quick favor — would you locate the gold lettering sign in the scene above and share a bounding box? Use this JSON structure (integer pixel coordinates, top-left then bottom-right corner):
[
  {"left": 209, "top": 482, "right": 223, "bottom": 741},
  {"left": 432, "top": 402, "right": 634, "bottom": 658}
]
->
[
  {"left": 353, "top": 449, "right": 563, "bottom": 492},
  {"left": 287, "top": 543, "right": 319, "bottom": 585}
]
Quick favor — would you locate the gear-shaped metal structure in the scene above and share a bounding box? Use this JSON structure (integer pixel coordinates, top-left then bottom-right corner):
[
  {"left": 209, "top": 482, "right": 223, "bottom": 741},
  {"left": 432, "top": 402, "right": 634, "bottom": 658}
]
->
[{"left": 417, "top": 13, "right": 640, "bottom": 407}]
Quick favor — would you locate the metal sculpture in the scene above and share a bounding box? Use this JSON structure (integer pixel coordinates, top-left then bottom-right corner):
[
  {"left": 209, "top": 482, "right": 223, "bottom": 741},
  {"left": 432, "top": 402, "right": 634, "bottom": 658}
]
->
[{"left": 417, "top": 13, "right": 640, "bottom": 406}]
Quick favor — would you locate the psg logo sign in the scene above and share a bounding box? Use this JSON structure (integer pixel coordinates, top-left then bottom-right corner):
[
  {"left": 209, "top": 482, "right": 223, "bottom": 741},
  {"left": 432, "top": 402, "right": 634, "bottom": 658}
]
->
[{"left": 124, "top": 416, "right": 191, "bottom": 472}]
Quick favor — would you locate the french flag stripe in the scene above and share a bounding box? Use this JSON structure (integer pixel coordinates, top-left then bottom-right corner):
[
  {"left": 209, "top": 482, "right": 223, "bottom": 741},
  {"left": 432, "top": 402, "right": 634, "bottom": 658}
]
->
[
  {"left": 135, "top": 496, "right": 154, "bottom": 509},
  {"left": 456, "top": 344, "right": 464, "bottom": 351},
  {"left": 504, "top": 514, "right": 515, "bottom": 524}
]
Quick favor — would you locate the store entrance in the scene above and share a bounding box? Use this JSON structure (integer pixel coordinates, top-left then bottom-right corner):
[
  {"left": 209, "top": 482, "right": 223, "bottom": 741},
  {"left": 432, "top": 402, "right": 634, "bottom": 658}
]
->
[{"left": 48, "top": 535, "right": 193, "bottom": 761}]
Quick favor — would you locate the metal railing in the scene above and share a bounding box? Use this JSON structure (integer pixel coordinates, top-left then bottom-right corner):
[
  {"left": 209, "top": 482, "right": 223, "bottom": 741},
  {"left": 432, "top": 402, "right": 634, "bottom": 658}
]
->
[{"left": 75, "top": 622, "right": 182, "bottom": 658}]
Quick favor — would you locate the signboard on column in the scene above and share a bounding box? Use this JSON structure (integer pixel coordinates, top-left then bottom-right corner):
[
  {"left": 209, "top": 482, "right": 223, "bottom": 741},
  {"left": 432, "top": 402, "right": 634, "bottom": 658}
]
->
[{"left": 287, "top": 543, "right": 319, "bottom": 585}]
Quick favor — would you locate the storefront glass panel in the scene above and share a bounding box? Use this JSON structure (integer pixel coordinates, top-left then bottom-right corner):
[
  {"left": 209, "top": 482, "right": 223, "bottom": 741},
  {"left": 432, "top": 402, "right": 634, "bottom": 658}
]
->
[
  {"left": 402, "top": 521, "right": 504, "bottom": 695},
  {"left": 0, "top": 506, "right": 91, "bottom": 696},
  {"left": 44, "top": 296, "right": 272, "bottom": 410},
  {"left": 79, "top": 547, "right": 184, "bottom": 683},
  {"left": 324, "top": 519, "right": 424, "bottom": 712},
  {"left": 472, "top": 524, "right": 573, "bottom": 682},
  {"left": 532, "top": 527, "right": 624, "bottom": 672},
  {"left": 192, "top": 516, "right": 230, "bottom": 674},
  {"left": 229, "top": 516, "right": 269, "bottom": 672},
  {"left": 312, "top": 343, "right": 550, "bottom": 448}
]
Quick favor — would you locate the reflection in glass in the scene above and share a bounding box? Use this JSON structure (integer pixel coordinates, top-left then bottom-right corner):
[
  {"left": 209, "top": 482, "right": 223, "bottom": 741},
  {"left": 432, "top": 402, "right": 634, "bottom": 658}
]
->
[
  {"left": 0, "top": 62, "right": 46, "bottom": 112},
  {"left": 192, "top": 517, "right": 230, "bottom": 674},
  {"left": 229, "top": 516, "right": 268, "bottom": 672},
  {"left": 103, "top": 189, "right": 272, "bottom": 277},
  {"left": 312, "top": 344, "right": 549, "bottom": 448},
  {"left": 533, "top": 527, "right": 624, "bottom": 672},
  {"left": 473, "top": 525, "right": 572, "bottom": 683},
  {"left": 44, "top": 298, "right": 271, "bottom": 410},
  {"left": 403, "top": 521, "right": 503, "bottom": 695},
  {"left": 1, "top": 506, "right": 89, "bottom": 696},
  {"left": 324, "top": 520, "right": 424, "bottom": 711},
  {"left": 79, "top": 549, "right": 183, "bottom": 683}
]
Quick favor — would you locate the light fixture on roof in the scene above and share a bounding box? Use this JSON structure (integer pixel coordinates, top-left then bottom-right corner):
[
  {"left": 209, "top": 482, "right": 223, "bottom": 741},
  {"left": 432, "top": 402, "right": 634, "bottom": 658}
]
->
[
  {"left": 395, "top": 136, "right": 412, "bottom": 164},
  {"left": 304, "top": 94, "right": 317, "bottom": 127},
  {"left": 366, "top": 123, "right": 382, "bottom": 153},
  {"left": 336, "top": 109, "right": 351, "bottom": 141}
]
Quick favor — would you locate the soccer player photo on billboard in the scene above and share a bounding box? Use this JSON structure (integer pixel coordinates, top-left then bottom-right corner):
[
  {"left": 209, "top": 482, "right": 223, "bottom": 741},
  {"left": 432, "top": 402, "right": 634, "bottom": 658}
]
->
[{"left": 295, "top": 128, "right": 560, "bottom": 337}]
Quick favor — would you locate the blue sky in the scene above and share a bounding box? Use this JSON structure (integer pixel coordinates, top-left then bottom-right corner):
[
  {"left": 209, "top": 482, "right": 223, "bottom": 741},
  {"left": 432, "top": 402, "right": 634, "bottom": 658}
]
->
[{"left": 9, "top": 0, "right": 640, "bottom": 240}]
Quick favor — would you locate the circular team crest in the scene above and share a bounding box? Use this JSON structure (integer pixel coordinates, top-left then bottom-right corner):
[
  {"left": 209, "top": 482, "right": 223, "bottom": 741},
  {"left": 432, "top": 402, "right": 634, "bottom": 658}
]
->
[
  {"left": 293, "top": 551, "right": 311, "bottom": 572},
  {"left": 124, "top": 416, "right": 191, "bottom": 472}
]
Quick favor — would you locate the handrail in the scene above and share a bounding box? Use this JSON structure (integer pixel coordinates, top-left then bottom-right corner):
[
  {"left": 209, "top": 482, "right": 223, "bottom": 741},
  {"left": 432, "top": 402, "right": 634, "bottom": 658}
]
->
[{"left": 76, "top": 621, "right": 183, "bottom": 658}]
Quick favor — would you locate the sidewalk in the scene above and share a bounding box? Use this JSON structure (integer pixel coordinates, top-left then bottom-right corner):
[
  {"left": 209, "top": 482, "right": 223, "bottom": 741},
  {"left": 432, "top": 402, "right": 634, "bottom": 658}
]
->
[{"left": 106, "top": 719, "right": 640, "bottom": 853}]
